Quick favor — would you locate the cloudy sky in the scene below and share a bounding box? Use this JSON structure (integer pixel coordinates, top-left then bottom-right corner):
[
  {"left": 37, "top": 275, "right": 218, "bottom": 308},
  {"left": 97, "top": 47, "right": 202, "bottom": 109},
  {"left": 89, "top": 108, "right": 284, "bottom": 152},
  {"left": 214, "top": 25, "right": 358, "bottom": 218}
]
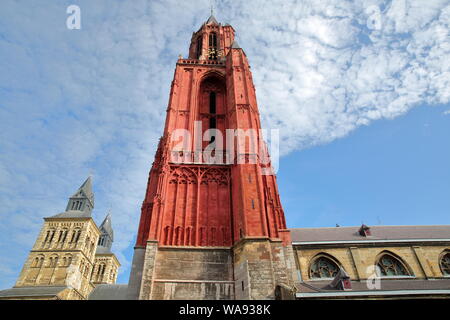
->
[{"left": 0, "top": 0, "right": 449, "bottom": 287}]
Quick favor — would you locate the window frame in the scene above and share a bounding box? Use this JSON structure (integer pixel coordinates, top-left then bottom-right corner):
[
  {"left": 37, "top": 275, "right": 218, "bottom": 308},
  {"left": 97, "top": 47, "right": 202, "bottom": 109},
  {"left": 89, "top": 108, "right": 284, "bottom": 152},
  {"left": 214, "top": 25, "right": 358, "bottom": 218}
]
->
[
  {"left": 375, "top": 251, "right": 414, "bottom": 279},
  {"left": 439, "top": 250, "right": 450, "bottom": 277},
  {"left": 308, "top": 254, "right": 343, "bottom": 281}
]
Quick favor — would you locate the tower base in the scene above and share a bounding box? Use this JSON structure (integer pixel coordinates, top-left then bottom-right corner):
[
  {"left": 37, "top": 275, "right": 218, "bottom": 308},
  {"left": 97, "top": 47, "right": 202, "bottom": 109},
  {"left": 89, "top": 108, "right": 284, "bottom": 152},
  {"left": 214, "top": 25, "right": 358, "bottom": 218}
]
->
[{"left": 128, "top": 238, "right": 297, "bottom": 300}]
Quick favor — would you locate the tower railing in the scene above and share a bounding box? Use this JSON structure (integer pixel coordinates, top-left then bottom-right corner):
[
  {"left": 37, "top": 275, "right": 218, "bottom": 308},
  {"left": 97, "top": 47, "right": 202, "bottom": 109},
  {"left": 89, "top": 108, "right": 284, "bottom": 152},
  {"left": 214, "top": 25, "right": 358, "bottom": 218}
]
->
[
  {"left": 177, "top": 58, "right": 225, "bottom": 66},
  {"left": 169, "top": 150, "right": 231, "bottom": 165}
]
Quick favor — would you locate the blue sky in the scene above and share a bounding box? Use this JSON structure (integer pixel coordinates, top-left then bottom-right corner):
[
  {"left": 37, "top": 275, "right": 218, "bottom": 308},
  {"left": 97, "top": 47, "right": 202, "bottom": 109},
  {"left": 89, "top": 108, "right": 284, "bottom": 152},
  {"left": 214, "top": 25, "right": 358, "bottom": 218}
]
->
[{"left": 0, "top": 0, "right": 449, "bottom": 288}]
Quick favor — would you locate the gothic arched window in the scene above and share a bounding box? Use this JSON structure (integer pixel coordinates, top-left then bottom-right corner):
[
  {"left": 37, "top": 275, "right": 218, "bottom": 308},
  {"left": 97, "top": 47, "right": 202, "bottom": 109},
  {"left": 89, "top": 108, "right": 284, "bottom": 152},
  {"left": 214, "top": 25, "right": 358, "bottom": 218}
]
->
[
  {"left": 376, "top": 253, "right": 411, "bottom": 277},
  {"left": 440, "top": 252, "right": 450, "bottom": 276},
  {"left": 208, "top": 32, "right": 218, "bottom": 60},
  {"left": 196, "top": 37, "right": 203, "bottom": 59},
  {"left": 309, "top": 255, "right": 340, "bottom": 279}
]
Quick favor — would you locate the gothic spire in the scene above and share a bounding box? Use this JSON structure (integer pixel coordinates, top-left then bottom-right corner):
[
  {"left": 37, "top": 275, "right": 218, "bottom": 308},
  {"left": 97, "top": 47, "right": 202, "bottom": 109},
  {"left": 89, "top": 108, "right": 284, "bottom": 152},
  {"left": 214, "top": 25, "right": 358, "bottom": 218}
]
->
[
  {"left": 100, "top": 213, "right": 114, "bottom": 242},
  {"left": 206, "top": 2, "right": 219, "bottom": 26},
  {"left": 70, "top": 176, "right": 94, "bottom": 208},
  {"left": 97, "top": 213, "right": 114, "bottom": 253},
  {"left": 49, "top": 176, "right": 95, "bottom": 218},
  {"left": 206, "top": 15, "right": 219, "bottom": 25}
]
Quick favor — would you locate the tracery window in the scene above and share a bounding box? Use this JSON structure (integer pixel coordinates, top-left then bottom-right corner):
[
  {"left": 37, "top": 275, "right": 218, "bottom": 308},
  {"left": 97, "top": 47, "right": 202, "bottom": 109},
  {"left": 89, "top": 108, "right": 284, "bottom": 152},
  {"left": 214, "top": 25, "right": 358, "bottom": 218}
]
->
[
  {"left": 309, "top": 256, "right": 340, "bottom": 279},
  {"left": 440, "top": 252, "right": 450, "bottom": 276},
  {"left": 376, "top": 253, "right": 411, "bottom": 277}
]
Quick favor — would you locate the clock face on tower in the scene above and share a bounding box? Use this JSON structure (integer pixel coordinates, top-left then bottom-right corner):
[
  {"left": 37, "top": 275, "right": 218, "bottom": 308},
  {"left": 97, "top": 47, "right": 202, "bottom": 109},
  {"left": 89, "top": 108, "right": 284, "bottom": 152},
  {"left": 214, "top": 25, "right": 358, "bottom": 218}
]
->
[{"left": 208, "top": 47, "right": 217, "bottom": 60}]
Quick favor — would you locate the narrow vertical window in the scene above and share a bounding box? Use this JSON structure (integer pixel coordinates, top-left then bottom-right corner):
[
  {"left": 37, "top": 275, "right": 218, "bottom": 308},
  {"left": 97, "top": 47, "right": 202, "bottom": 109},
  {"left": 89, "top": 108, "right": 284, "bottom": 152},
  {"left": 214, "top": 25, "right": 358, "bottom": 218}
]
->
[
  {"left": 209, "top": 91, "right": 217, "bottom": 142},
  {"left": 208, "top": 32, "right": 218, "bottom": 60},
  {"left": 209, "top": 92, "right": 216, "bottom": 114},
  {"left": 196, "top": 37, "right": 202, "bottom": 59}
]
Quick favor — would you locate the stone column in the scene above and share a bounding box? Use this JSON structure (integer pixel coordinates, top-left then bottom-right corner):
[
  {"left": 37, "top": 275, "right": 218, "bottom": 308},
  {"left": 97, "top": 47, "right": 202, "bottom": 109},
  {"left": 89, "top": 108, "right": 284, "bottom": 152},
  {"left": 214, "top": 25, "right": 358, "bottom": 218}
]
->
[{"left": 138, "top": 241, "right": 159, "bottom": 300}]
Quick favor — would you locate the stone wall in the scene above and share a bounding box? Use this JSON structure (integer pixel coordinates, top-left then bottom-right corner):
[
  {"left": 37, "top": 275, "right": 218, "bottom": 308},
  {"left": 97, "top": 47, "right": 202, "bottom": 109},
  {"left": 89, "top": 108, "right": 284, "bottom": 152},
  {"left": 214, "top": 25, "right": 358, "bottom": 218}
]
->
[
  {"left": 295, "top": 244, "right": 450, "bottom": 281},
  {"left": 138, "top": 243, "right": 234, "bottom": 300},
  {"left": 233, "top": 238, "right": 297, "bottom": 300}
]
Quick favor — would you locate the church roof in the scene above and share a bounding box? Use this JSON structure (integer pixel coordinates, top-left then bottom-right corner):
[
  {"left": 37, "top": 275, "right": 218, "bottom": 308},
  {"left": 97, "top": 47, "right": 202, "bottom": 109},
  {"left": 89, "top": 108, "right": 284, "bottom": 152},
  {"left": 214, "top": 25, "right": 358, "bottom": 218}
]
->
[
  {"left": 206, "top": 14, "right": 219, "bottom": 25},
  {"left": 290, "top": 225, "right": 450, "bottom": 243},
  {"left": 88, "top": 284, "right": 128, "bottom": 300},
  {"left": 95, "top": 246, "right": 112, "bottom": 254},
  {"left": 0, "top": 286, "right": 68, "bottom": 298},
  {"left": 47, "top": 210, "right": 92, "bottom": 219},
  {"left": 99, "top": 213, "right": 114, "bottom": 241},
  {"left": 296, "top": 278, "right": 450, "bottom": 298},
  {"left": 71, "top": 176, "right": 94, "bottom": 207},
  {"left": 231, "top": 40, "right": 241, "bottom": 49}
]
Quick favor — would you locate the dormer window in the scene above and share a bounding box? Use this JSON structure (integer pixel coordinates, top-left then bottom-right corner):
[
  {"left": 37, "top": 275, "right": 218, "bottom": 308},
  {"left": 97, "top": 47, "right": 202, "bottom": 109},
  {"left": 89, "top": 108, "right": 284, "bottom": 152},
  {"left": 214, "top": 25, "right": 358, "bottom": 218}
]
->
[{"left": 358, "top": 224, "right": 371, "bottom": 237}]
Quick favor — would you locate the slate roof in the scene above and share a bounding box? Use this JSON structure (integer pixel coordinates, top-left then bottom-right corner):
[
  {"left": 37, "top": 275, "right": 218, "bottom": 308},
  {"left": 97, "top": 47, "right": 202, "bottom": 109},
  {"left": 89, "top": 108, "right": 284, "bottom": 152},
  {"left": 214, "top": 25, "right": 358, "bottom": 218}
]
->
[
  {"left": 231, "top": 40, "right": 241, "bottom": 49},
  {"left": 88, "top": 284, "right": 128, "bottom": 300},
  {"left": 0, "top": 286, "right": 68, "bottom": 298},
  {"left": 296, "top": 278, "right": 450, "bottom": 298},
  {"left": 206, "top": 15, "right": 219, "bottom": 25},
  {"left": 99, "top": 214, "right": 114, "bottom": 241},
  {"left": 47, "top": 210, "right": 92, "bottom": 219},
  {"left": 95, "top": 246, "right": 113, "bottom": 254},
  {"left": 290, "top": 225, "right": 450, "bottom": 243}
]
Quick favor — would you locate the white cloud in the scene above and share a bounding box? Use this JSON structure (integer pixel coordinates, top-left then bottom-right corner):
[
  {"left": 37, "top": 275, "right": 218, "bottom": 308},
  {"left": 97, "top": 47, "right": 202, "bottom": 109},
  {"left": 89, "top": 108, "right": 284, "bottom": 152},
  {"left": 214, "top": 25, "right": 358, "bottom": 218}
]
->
[{"left": 0, "top": 0, "right": 449, "bottom": 287}]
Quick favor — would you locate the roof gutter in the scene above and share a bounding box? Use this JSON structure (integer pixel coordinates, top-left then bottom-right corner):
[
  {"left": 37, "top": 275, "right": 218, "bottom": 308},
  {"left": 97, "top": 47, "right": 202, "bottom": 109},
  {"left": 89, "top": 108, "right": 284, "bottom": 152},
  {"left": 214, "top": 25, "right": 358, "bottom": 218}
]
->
[
  {"left": 296, "top": 289, "right": 450, "bottom": 298},
  {"left": 293, "top": 238, "right": 450, "bottom": 246}
]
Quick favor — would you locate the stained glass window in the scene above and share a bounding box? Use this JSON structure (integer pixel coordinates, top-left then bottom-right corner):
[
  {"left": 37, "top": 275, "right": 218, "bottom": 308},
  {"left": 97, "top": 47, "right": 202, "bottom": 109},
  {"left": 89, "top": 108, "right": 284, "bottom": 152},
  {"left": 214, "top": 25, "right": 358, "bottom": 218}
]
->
[
  {"left": 440, "top": 253, "right": 450, "bottom": 276},
  {"left": 310, "top": 256, "right": 340, "bottom": 279},
  {"left": 377, "top": 254, "right": 410, "bottom": 277}
]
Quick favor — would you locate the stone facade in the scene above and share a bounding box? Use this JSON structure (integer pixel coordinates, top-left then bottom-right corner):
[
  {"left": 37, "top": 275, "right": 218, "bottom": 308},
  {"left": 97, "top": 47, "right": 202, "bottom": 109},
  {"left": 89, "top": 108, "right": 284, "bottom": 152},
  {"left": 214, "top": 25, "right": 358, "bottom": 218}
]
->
[
  {"left": 233, "top": 238, "right": 296, "bottom": 300},
  {"left": 0, "top": 177, "right": 121, "bottom": 300},
  {"left": 138, "top": 243, "right": 234, "bottom": 300},
  {"left": 14, "top": 217, "right": 100, "bottom": 299},
  {"left": 295, "top": 244, "right": 450, "bottom": 281},
  {"left": 92, "top": 254, "right": 120, "bottom": 285}
]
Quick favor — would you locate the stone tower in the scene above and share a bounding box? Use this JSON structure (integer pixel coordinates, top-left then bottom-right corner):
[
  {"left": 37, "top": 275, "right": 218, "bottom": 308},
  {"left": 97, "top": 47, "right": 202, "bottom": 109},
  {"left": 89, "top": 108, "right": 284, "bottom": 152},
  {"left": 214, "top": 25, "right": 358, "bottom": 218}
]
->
[
  {"left": 6, "top": 177, "right": 120, "bottom": 300},
  {"left": 92, "top": 214, "right": 120, "bottom": 285},
  {"left": 127, "top": 14, "right": 296, "bottom": 300}
]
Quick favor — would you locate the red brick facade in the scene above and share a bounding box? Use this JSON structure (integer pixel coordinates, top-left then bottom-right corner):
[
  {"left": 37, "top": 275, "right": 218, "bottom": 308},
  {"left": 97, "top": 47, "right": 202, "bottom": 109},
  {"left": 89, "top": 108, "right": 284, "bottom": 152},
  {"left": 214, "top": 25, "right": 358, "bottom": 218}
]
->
[{"left": 135, "top": 17, "right": 291, "bottom": 249}]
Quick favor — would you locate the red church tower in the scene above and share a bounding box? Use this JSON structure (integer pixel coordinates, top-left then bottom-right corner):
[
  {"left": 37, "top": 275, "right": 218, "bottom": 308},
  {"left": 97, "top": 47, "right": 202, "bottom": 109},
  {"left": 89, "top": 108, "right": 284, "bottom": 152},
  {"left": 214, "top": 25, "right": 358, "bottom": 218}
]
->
[{"left": 127, "top": 14, "right": 297, "bottom": 300}]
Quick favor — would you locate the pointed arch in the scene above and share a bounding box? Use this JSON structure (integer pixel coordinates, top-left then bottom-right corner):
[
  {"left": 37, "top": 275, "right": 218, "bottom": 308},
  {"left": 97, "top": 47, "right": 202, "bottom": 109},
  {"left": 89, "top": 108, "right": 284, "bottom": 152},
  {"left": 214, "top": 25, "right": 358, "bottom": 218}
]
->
[
  {"left": 309, "top": 253, "right": 343, "bottom": 279},
  {"left": 375, "top": 251, "right": 413, "bottom": 277},
  {"left": 200, "top": 167, "right": 229, "bottom": 185},
  {"left": 169, "top": 166, "right": 198, "bottom": 185}
]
